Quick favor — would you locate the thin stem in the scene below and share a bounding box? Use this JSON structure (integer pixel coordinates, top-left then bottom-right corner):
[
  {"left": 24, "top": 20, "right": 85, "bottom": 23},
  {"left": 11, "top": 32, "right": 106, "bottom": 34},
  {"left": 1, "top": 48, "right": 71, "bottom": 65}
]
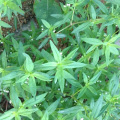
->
[
  {"left": 70, "top": 6, "right": 76, "bottom": 25},
  {"left": 56, "top": 18, "right": 103, "bottom": 33},
  {"left": 0, "top": 13, "right": 2, "bottom": 35}
]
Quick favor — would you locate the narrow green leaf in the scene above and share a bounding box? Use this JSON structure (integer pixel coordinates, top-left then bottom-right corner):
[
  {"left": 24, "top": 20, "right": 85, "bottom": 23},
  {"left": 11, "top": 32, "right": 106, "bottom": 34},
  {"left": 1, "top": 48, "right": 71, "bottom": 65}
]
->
[
  {"left": 0, "top": 72, "right": 22, "bottom": 81},
  {"left": 33, "top": 72, "right": 51, "bottom": 81},
  {"left": 64, "top": 70, "right": 75, "bottom": 80},
  {"left": 86, "top": 45, "right": 96, "bottom": 54},
  {"left": 38, "top": 38, "right": 49, "bottom": 49},
  {"left": 89, "top": 71, "right": 101, "bottom": 85},
  {"left": 82, "top": 38, "right": 103, "bottom": 45},
  {"left": 64, "top": 62, "right": 86, "bottom": 68},
  {"left": 56, "top": 67, "right": 64, "bottom": 93},
  {"left": 98, "top": 103, "right": 109, "bottom": 117},
  {"left": 88, "top": 86, "right": 97, "bottom": 95},
  {"left": 93, "top": 0, "right": 108, "bottom": 13},
  {"left": 41, "top": 49, "right": 55, "bottom": 62},
  {"left": 77, "top": 87, "right": 87, "bottom": 99},
  {"left": 105, "top": 46, "right": 110, "bottom": 65},
  {"left": 24, "top": 93, "right": 47, "bottom": 107},
  {"left": 91, "top": 5, "right": 96, "bottom": 19},
  {"left": 2, "top": 50, "right": 7, "bottom": 68},
  {"left": 109, "top": 46, "right": 119, "bottom": 55},
  {"left": 16, "top": 74, "right": 30, "bottom": 83},
  {"left": 29, "top": 77, "right": 36, "bottom": 97},
  {"left": 66, "top": 78, "right": 82, "bottom": 88},
  {"left": 41, "top": 19, "right": 51, "bottom": 28},
  {"left": 109, "top": 34, "right": 120, "bottom": 43},
  {"left": 75, "top": 32, "right": 81, "bottom": 45},
  {"left": 58, "top": 106, "right": 84, "bottom": 114},
  {"left": 92, "top": 47, "right": 99, "bottom": 65},
  {"left": 66, "top": 48, "right": 78, "bottom": 60},
  {"left": 72, "top": 22, "right": 91, "bottom": 34},
  {"left": 92, "top": 95, "right": 103, "bottom": 118},
  {"left": 36, "top": 29, "right": 48, "bottom": 40},
  {"left": 10, "top": 86, "right": 21, "bottom": 108},
  {"left": 40, "top": 62, "right": 57, "bottom": 70},
  {"left": 18, "top": 108, "right": 38, "bottom": 117},
  {"left": 56, "top": 33, "right": 66, "bottom": 38},
  {"left": 50, "top": 40, "right": 61, "bottom": 62},
  {"left": 41, "top": 111, "right": 49, "bottom": 120},
  {"left": 0, "top": 20, "right": 11, "bottom": 28},
  {"left": 12, "top": 37, "right": 18, "bottom": 51},
  {"left": 6, "top": 1, "right": 24, "bottom": 14},
  {"left": 23, "top": 53, "right": 34, "bottom": 72},
  {"left": 51, "top": 31, "right": 58, "bottom": 45},
  {"left": 83, "top": 73, "right": 88, "bottom": 84},
  {"left": 0, "top": 109, "right": 15, "bottom": 120},
  {"left": 46, "top": 99, "right": 60, "bottom": 115},
  {"left": 18, "top": 42, "right": 25, "bottom": 66}
]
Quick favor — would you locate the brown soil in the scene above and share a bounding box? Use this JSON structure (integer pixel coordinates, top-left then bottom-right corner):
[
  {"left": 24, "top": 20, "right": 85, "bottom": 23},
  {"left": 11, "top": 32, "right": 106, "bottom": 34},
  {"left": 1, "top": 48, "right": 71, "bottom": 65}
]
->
[{"left": 1, "top": 0, "right": 34, "bottom": 36}]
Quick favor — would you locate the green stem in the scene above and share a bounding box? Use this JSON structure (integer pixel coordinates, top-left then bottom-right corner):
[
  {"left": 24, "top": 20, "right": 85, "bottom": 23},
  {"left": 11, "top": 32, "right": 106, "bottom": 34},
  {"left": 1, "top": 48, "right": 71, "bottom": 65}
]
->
[
  {"left": 70, "top": 6, "right": 76, "bottom": 25},
  {"left": 57, "top": 18, "right": 103, "bottom": 33},
  {"left": 0, "top": 13, "right": 2, "bottom": 35}
]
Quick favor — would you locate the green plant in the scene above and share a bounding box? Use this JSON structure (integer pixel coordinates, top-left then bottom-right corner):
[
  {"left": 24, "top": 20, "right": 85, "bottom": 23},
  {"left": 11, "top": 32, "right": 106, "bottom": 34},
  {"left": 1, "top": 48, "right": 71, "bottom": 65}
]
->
[{"left": 0, "top": 0, "right": 120, "bottom": 120}]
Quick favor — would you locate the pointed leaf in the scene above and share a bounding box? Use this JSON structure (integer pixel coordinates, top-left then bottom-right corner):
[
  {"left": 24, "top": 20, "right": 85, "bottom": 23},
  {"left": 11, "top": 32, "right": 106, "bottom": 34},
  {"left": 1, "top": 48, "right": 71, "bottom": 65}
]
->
[
  {"left": 10, "top": 86, "right": 21, "bottom": 108},
  {"left": 77, "top": 87, "right": 87, "bottom": 99},
  {"left": 41, "top": 49, "right": 55, "bottom": 62},
  {"left": 83, "top": 73, "right": 88, "bottom": 84},
  {"left": 51, "top": 31, "right": 58, "bottom": 45},
  {"left": 24, "top": 93, "right": 47, "bottom": 107},
  {"left": 56, "top": 33, "right": 66, "bottom": 38},
  {"left": 66, "top": 48, "right": 78, "bottom": 60},
  {"left": 109, "top": 46, "right": 119, "bottom": 55},
  {"left": 91, "top": 5, "right": 96, "bottom": 19},
  {"left": 56, "top": 67, "right": 64, "bottom": 93},
  {"left": 29, "top": 77, "right": 36, "bottom": 97},
  {"left": 0, "top": 72, "right": 22, "bottom": 81},
  {"left": 92, "top": 95, "right": 103, "bottom": 118},
  {"left": 50, "top": 40, "right": 61, "bottom": 62},
  {"left": 46, "top": 99, "right": 60, "bottom": 115},
  {"left": 41, "top": 19, "right": 51, "bottom": 28},
  {"left": 0, "top": 20, "right": 11, "bottom": 28},
  {"left": 92, "top": 47, "right": 99, "bottom": 65},
  {"left": 58, "top": 106, "right": 84, "bottom": 114},
  {"left": 64, "top": 62, "right": 86, "bottom": 68},
  {"left": 12, "top": 37, "right": 18, "bottom": 51},
  {"left": 2, "top": 50, "right": 7, "bottom": 68},
  {"left": 36, "top": 29, "right": 48, "bottom": 40},
  {"left": 93, "top": 0, "right": 108, "bottom": 13},
  {"left": 88, "top": 86, "right": 97, "bottom": 95},
  {"left": 18, "top": 42, "right": 25, "bottom": 66},
  {"left": 23, "top": 53, "right": 34, "bottom": 72},
  {"left": 33, "top": 72, "right": 51, "bottom": 81},
  {"left": 40, "top": 62, "right": 57, "bottom": 70},
  {"left": 89, "top": 71, "right": 101, "bottom": 85},
  {"left": 72, "top": 22, "right": 91, "bottom": 34},
  {"left": 82, "top": 38, "right": 103, "bottom": 45},
  {"left": 16, "top": 74, "right": 30, "bottom": 83},
  {"left": 86, "top": 45, "right": 96, "bottom": 54}
]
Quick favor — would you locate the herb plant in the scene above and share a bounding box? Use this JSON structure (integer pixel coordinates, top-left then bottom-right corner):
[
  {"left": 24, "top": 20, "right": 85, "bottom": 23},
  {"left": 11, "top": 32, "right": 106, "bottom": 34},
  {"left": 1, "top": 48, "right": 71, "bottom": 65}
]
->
[{"left": 0, "top": 0, "right": 120, "bottom": 120}]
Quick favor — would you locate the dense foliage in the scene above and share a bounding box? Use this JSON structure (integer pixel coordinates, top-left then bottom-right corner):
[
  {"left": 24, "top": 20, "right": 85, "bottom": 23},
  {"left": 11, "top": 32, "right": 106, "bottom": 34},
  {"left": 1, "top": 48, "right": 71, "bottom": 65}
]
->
[{"left": 0, "top": 0, "right": 120, "bottom": 120}]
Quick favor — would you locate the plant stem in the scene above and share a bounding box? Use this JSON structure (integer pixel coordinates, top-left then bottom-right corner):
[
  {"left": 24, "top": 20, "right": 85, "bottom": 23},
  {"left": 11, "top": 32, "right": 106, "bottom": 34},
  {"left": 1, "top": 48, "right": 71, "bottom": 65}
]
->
[
  {"left": 0, "top": 13, "right": 2, "bottom": 35},
  {"left": 70, "top": 6, "right": 76, "bottom": 25}
]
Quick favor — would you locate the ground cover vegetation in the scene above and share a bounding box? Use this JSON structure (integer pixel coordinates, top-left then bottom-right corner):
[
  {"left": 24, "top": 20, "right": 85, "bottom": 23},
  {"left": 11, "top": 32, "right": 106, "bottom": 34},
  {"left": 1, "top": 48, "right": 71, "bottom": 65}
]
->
[{"left": 0, "top": 0, "right": 120, "bottom": 119}]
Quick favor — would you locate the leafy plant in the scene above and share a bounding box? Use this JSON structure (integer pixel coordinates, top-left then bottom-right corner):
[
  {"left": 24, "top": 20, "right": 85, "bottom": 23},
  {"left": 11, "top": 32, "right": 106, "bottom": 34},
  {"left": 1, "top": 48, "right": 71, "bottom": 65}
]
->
[{"left": 0, "top": 0, "right": 120, "bottom": 120}]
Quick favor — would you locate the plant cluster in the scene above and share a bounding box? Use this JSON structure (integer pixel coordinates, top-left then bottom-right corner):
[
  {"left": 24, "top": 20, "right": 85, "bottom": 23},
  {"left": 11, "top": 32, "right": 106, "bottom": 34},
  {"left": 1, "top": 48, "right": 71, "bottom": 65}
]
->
[{"left": 0, "top": 0, "right": 120, "bottom": 120}]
